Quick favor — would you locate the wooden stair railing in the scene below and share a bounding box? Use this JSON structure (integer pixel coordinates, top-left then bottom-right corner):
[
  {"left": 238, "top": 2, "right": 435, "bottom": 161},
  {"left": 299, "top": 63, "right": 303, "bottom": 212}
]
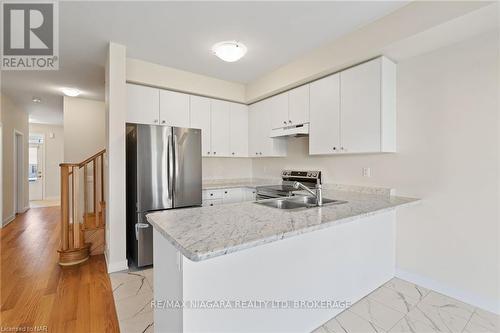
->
[{"left": 58, "top": 149, "right": 106, "bottom": 266}]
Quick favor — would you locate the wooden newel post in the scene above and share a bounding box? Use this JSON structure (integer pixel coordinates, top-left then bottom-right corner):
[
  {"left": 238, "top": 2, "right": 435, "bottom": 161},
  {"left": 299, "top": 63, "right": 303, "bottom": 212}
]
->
[
  {"left": 58, "top": 163, "right": 90, "bottom": 266},
  {"left": 57, "top": 149, "right": 106, "bottom": 266}
]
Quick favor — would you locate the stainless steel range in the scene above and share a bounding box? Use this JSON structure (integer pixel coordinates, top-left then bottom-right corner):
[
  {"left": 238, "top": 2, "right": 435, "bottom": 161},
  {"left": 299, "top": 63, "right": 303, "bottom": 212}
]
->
[{"left": 256, "top": 170, "right": 322, "bottom": 200}]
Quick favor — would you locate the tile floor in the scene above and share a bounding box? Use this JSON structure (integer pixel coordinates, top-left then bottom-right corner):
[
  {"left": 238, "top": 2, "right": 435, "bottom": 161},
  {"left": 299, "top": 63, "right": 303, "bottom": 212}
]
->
[
  {"left": 313, "top": 278, "right": 499, "bottom": 333},
  {"left": 110, "top": 269, "right": 498, "bottom": 333},
  {"left": 109, "top": 268, "right": 154, "bottom": 333}
]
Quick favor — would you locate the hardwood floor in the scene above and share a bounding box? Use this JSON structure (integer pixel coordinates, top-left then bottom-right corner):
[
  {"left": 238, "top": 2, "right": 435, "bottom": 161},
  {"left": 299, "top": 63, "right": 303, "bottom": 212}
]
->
[{"left": 0, "top": 206, "right": 120, "bottom": 332}]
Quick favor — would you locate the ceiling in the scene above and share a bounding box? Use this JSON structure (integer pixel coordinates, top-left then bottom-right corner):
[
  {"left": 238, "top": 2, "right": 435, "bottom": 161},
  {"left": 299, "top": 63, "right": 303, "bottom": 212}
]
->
[{"left": 2, "top": 1, "right": 409, "bottom": 124}]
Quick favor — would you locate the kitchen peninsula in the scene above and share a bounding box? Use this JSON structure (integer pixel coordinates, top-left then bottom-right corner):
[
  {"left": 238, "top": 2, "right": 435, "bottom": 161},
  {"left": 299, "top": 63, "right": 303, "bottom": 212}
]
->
[{"left": 147, "top": 184, "right": 419, "bottom": 333}]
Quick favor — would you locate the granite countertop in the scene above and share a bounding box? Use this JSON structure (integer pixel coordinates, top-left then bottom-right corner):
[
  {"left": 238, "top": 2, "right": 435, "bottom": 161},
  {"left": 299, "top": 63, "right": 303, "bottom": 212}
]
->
[
  {"left": 202, "top": 178, "right": 280, "bottom": 190},
  {"left": 147, "top": 187, "right": 420, "bottom": 262}
]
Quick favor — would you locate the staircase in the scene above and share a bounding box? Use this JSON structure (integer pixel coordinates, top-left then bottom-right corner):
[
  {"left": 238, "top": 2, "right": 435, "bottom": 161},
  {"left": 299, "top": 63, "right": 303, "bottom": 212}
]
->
[{"left": 58, "top": 149, "right": 106, "bottom": 266}]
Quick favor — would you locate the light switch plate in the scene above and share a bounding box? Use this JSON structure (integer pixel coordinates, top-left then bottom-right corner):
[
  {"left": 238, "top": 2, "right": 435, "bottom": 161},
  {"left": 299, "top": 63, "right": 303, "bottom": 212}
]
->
[{"left": 362, "top": 167, "right": 371, "bottom": 177}]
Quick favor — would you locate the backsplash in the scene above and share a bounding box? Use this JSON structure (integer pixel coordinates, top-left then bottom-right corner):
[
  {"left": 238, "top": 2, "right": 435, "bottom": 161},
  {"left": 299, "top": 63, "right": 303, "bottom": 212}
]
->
[{"left": 202, "top": 157, "right": 253, "bottom": 180}]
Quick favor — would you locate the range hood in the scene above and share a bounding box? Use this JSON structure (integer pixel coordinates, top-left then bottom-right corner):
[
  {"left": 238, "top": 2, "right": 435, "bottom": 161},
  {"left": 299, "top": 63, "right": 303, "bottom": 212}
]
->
[{"left": 270, "top": 123, "right": 309, "bottom": 138}]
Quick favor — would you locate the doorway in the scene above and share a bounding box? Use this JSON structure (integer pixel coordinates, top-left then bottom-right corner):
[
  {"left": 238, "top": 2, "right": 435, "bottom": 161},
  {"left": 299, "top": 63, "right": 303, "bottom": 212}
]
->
[
  {"left": 14, "top": 131, "right": 24, "bottom": 214},
  {"left": 29, "top": 134, "right": 44, "bottom": 201}
]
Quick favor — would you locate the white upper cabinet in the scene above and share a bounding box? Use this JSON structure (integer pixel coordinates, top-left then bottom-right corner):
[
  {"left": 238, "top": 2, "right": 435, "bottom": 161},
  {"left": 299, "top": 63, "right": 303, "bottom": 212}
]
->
[
  {"left": 270, "top": 93, "right": 289, "bottom": 129},
  {"left": 309, "top": 74, "right": 341, "bottom": 155},
  {"left": 269, "top": 86, "right": 310, "bottom": 130},
  {"left": 248, "top": 99, "right": 287, "bottom": 157},
  {"left": 309, "top": 56, "right": 396, "bottom": 155},
  {"left": 340, "top": 57, "right": 396, "bottom": 153},
  {"left": 210, "top": 99, "right": 231, "bottom": 157},
  {"left": 126, "top": 84, "right": 159, "bottom": 125},
  {"left": 288, "top": 84, "right": 310, "bottom": 126},
  {"left": 190, "top": 95, "right": 211, "bottom": 157},
  {"left": 248, "top": 101, "right": 260, "bottom": 157},
  {"left": 159, "top": 90, "right": 190, "bottom": 127},
  {"left": 340, "top": 59, "right": 381, "bottom": 153},
  {"left": 229, "top": 103, "right": 248, "bottom": 157}
]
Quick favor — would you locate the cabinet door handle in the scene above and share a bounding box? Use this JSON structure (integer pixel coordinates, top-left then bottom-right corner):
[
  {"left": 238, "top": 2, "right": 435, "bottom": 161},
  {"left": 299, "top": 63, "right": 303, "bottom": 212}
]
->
[
  {"left": 153, "top": 119, "right": 158, "bottom": 123},
  {"left": 224, "top": 191, "right": 228, "bottom": 194},
  {"left": 213, "top": 151, "right": 216, "bottom": 155},
  {"left": 288, "top": 120, "right": 292, "bottom": 124},
  {"left": 232, "top": 152, "right": 235, "bottom": 155},
  {"left": 207, "top": 151, "right": 211, "bottom": 155},
  {"left": 210, "top": 193, "right": 213, "bottom": 196},
  {"left": 283, "top": 121, "right": 287, "bottom": 125},
  {"left": 333, "top": 147, "right": 337, "bottom": 151},
  {"left": 161, "top": 120, "right": 166, "bottom": 124}
]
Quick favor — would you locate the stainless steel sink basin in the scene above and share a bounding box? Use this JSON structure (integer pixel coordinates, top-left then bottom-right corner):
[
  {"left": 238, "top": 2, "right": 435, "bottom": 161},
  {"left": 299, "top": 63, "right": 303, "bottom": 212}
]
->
[
  {"left": 256, "top": 199, "right": 307, "bottom": 210},
  {"left": 255, "top": 196, "right": 347, "bottom": 210},
  {"left": 287, "top": 196, "right": 346, "bottom": 206}
]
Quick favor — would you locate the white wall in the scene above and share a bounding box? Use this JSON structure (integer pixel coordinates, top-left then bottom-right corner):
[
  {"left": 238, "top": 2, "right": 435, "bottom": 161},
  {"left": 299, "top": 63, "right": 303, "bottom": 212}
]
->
[
  {"left": 1, "top": 94, "right": 29, "bottom": 225},
  {"left": 105, "top": 43, "right": 128, "bottom": 273},
  {"left": 127, "top": 58, "right": 246, "bottom": 103},
  {"left": 29, "top": 123, "right": 64, "bottom": 200},
  {"left": 252, "top": 32, "right": 499, "bottom": 312},
  {"left": 245, "top": 1, "right": 489, "bottom": 102},
  {"left": 202, "top": 158, "right": 252, "bottom": 180},
  {"left": 63, "top": 96, "right": 105, "bottom": 163}
]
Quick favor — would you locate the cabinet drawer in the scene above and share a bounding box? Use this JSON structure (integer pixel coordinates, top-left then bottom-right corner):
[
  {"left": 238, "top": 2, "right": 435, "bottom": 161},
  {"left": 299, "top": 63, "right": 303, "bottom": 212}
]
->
[
  {"left": 222, "top": 188, "right": 244, "bottom": 204},
  {"left": 202, "top": 189, "right": 223, "bottom": 200},
  {"left": 202, "top": 199, "right": 223, "bottom": 207}
]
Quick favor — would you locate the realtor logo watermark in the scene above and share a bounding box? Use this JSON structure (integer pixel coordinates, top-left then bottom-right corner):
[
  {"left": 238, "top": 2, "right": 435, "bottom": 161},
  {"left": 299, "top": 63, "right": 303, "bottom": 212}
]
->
[{"left": 1, "top": 1, "right": 59, "bottom": 70}]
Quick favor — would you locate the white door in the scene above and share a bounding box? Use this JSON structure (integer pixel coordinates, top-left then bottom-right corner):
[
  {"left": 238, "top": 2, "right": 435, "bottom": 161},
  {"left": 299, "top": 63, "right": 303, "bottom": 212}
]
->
[
  {"left": 229, "top": 103, "right": 248, "bottom": 157},
  {"left": 210, "top": 99, "right": 230, "bottom": 157},
  {"left": 269, "top": 92, "right": 289, "bottom": 129},
  {"left": 190, "top": 95, "right": 211, "bottom": 157},
  {"left": 340, "top": 58, "right": 382, "bottom": 153},
  {"left": 288, "top": 84, "right": 310, "bottom": 126},
  {"left": 159, "top": 90, "right": 190, "bottom": 127},
  {"left": 126, "top": 84, "right": 160, "bottom": 124},
  {"left": 29, "top": 143, "right": 43, "bottom": 201},
  {"left": 309, "top": 74, "right": 341, "bottom": 154}
]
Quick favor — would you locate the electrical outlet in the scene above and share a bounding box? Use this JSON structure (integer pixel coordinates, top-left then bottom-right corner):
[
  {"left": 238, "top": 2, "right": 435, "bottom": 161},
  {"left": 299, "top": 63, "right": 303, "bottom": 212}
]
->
[{"left": 362, "top": 167, "right": 371, "bottom": 177}]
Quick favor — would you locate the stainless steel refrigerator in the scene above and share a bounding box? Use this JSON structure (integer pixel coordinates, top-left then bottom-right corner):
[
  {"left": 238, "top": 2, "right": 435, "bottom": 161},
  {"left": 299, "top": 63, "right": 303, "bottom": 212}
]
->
[{"left": 126, "top": 123, "right": 202, "bottom": 267}]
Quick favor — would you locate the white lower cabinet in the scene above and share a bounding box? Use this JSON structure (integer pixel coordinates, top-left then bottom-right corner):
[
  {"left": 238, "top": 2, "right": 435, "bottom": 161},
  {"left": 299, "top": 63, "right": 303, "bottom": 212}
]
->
[
  {"left": 244, "top": 188, "right": 256, "bottom": 201},
  {"left": 202, "top": 199, "right": 223, "bottom": 207},
  {"left": 222, "top": 188, "right": 244, "bottom": 204},
  {"left": 202, "top": 187, "right": 256, "bottom": 206}
]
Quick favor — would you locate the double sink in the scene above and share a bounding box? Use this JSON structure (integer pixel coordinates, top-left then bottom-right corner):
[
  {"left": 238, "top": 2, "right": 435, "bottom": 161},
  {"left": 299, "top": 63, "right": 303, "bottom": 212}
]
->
[{"left": 255, "top": 196, "right": 347, "bottom": 210}]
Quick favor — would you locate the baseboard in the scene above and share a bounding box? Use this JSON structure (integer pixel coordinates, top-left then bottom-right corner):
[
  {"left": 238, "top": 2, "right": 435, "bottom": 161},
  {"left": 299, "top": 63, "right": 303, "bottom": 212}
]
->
[
  {"left": 396, "top": 268, "right": 500, "bottom": 315},
  {"left": 43, "top": 196, "right": 60, "bottom": 201},
  {"left": 20, "top": 206, "right": 30, "bottom": 213},
  {"left": 1, "top": 214, "right": 15, "bottom": 228},
  {"left": 104, "top": 252, "right": 128, "bottom": 273}
]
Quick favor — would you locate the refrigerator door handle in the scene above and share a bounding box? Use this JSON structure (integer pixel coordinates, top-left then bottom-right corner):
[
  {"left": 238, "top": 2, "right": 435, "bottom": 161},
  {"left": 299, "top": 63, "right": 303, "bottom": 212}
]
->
[
  {"left": 167, "top": 133, "right": 174, "bottom": 200},
  {"left": 173, "top": 134, "right": 180, "bottom": 192},
  {"left": 135, "top": 222, "right": 149, "bottom": 241}
]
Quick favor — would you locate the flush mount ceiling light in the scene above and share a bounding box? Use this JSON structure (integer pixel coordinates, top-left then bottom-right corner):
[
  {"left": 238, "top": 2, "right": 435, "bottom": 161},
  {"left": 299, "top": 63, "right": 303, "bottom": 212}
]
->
[
  {"left": 212, "top": 41, "right": 247, "bottom": 62},
  {"left": 61, "top": 87, "right": 81, "bottom": 97},
  {"left": 32, "top": 97, "right": 41, "bottom": 103}
]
